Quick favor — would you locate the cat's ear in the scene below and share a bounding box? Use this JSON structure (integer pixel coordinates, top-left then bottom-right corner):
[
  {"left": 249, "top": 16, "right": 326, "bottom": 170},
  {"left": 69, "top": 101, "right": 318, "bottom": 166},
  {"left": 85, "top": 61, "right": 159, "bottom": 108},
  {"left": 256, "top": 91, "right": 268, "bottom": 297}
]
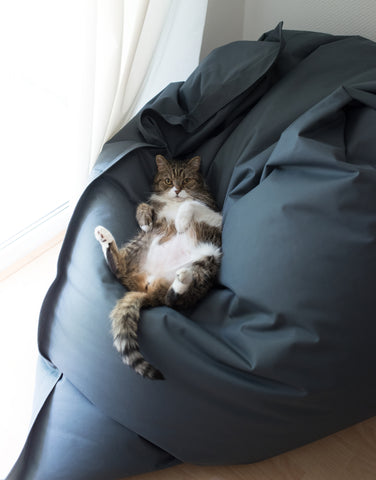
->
[
  {"left": 156, "top": 155, "right": 168, "bottom": 171},
  {"left": 187, "top": 156, "right": 201, "bottom": 171}
]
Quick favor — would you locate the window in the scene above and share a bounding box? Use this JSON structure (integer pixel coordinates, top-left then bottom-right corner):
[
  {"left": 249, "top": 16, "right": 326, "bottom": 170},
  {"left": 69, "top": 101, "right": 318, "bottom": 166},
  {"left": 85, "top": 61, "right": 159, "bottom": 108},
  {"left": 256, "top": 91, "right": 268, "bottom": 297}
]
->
[{"left": 0, "top": 2, "right": 94, "bottom": 270}]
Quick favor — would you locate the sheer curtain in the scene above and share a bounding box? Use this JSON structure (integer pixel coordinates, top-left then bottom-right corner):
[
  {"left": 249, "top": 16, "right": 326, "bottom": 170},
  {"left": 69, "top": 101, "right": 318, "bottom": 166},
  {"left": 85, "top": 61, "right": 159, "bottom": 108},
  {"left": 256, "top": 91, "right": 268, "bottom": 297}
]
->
[
  {"left": 73, "top": 0, "right": 209, "bottom": 183},
  {"left": 0, "top": 0, "right": 207, "bottom": 271},
  {"left": 0, "top": 1, "right": 208, "bottom": 476}
]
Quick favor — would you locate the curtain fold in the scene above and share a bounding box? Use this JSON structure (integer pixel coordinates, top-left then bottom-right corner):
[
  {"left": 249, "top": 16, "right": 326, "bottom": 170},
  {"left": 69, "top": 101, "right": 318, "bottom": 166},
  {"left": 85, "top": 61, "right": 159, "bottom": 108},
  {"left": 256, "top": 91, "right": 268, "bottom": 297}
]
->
[{"left": 85, "top": 0, "right": 209, "bottom": 174}]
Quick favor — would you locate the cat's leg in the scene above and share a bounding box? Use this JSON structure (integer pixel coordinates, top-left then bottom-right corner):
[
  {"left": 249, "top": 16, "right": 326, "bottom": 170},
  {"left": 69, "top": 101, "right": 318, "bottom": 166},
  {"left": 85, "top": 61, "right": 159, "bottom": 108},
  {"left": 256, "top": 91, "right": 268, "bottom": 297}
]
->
[
  {"left": 166, "top": 254, "right": 220, "bottom": 309},
  {"left": 94, "top": 226, "right": 125, "bottom": 276},
  {"left": 136, "top": 203, "right": 154, "bottom": 232},
  {"left": 176, "top": 201, "right": 222, "bottom": 234},
  {"left": 168, "top": 267, "right": 193, "bottom": 296},
  {"left": 175, "top": 202, "right": 195, "bottom": 233}
]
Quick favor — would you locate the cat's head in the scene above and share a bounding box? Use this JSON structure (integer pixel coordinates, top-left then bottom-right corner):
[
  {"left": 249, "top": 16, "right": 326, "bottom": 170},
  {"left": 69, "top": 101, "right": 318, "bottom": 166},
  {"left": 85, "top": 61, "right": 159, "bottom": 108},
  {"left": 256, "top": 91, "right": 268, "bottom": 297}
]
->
[{"left": 153, "top": 155, "right": 205, "bottom": 200}]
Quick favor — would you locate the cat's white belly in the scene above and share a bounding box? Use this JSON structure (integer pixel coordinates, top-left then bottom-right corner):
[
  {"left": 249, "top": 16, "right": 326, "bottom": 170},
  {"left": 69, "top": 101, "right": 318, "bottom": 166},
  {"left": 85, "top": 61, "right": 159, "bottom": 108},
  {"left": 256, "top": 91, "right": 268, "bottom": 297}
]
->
[{"left": 143, "top": 233, "right": 218, "bottom": 284}]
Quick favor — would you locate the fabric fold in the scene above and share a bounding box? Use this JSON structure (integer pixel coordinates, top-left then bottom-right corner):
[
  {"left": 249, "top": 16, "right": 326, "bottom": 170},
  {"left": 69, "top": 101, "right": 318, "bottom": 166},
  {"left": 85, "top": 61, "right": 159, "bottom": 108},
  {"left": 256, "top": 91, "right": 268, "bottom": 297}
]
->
[{"left": 8, "top": 25, "right": 376, "bottom": 480}]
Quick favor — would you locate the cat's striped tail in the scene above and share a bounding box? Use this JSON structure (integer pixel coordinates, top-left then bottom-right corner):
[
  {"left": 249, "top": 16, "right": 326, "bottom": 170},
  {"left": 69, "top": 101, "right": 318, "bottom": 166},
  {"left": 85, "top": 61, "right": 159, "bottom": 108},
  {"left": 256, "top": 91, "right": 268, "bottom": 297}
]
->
[{"left": 110, "top": 291, "right": 164, "bottom": 380}]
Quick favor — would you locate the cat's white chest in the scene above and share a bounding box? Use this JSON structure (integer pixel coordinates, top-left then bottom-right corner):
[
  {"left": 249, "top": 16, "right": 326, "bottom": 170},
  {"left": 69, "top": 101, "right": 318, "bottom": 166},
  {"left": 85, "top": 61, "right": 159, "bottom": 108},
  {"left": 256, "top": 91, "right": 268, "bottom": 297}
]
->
[
  {"left": 157, "top": 198, "right": 183, "bottom": 223},
  {"left": 142, "top": 196, "right": 222, "bottom": 283}
]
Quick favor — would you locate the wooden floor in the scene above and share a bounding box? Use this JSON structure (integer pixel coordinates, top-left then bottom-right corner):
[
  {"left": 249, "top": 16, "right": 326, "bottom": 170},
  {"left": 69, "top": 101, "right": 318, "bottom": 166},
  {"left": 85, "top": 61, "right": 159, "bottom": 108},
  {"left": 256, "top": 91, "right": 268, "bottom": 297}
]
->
[
  {"left": 0, "top": 234, "right": 66, "bottom": 478},
  {"left": 125, "top": 416, "right": 376, "bottom": 480}
]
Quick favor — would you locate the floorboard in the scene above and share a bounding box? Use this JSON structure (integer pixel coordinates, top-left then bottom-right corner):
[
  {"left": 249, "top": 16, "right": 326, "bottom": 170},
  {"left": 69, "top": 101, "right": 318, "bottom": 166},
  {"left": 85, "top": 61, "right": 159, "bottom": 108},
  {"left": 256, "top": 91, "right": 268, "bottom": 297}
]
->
[{"left": 125, "top": 416, "right": 376, "bottom": 480}]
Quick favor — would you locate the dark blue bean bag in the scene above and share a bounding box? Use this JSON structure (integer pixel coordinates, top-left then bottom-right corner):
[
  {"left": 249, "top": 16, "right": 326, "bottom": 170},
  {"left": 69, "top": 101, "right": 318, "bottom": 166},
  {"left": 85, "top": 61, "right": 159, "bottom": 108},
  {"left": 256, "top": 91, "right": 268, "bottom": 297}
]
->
[{"left": 7, "top": 24, "right": 376, "bottom": 480}]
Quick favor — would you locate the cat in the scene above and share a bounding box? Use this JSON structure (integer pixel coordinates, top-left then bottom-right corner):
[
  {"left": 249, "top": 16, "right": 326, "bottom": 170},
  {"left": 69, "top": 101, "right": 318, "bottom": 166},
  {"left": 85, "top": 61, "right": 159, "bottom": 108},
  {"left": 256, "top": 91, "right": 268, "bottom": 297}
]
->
[{"left": 94, "top": 154, "right": 222, "bottom": 379}]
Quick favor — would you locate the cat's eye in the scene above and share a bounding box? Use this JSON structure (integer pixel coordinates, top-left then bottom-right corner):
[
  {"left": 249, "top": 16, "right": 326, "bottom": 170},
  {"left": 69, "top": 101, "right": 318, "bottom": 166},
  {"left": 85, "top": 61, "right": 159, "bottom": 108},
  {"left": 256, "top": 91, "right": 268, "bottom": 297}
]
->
[
  {"left": 164, "top": 178, "right": 172, "bottom": 185},
  {"left": 183, "top": 178, "right": 190, "bottom": 185}
]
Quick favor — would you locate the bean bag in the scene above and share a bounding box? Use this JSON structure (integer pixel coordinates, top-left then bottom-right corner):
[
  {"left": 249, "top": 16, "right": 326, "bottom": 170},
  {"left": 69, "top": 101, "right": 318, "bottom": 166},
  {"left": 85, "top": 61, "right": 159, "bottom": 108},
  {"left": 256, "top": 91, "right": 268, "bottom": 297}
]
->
[{"left": 7, "top": 24, "right": 376, "bottom": 480}]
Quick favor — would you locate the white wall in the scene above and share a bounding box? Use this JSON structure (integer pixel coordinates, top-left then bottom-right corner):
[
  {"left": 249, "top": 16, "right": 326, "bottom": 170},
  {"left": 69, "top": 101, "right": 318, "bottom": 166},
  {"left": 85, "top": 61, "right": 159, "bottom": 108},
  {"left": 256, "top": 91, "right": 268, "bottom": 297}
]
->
[
  {"left": 200, "top": 0, "right": 244, "bottom": 59},
  {"left": 200, "top": 0, "right": 376, "bottom": 59},
  {"left": 243, "top": 0, "right": 376, "bottom": 41}
]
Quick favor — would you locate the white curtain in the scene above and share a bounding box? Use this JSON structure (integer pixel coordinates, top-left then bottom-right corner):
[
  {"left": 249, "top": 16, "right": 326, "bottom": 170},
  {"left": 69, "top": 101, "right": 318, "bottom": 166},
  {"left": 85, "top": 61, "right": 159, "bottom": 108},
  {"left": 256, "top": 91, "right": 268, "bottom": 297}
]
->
[{"left": 73, "top": 0, "right": 209, "bottom": 180}]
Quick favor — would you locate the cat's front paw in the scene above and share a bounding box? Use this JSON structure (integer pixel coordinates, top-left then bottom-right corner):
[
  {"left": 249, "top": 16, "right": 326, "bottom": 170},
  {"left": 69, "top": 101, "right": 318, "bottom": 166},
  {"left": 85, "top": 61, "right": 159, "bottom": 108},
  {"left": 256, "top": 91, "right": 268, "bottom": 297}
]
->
[
  {"left": 94, "top": 226, "right": 114, "bottom": 246},
  {"left": 136, "top": 203, "right": 154, "bottom": 233},
  {"left": 175, "top": 203, "right": 194, "bottom": 233}
]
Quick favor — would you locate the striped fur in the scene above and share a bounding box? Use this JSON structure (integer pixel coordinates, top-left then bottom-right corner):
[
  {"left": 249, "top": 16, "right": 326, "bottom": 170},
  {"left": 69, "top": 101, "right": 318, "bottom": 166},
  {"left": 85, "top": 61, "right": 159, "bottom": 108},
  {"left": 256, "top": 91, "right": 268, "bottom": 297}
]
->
[
  {"left": 95, "top": 155, "right": 222, "bottom": 380},
  {"left": 110, "top": 292, "right": 164, "bottom": 380}
]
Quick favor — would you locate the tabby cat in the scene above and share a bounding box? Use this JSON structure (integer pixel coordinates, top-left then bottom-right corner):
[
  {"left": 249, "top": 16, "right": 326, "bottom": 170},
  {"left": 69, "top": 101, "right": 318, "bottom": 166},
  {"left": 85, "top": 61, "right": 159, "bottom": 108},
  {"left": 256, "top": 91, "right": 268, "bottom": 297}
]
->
[{"left": 94, "top": 155, "right": 222, "bottom": 379}]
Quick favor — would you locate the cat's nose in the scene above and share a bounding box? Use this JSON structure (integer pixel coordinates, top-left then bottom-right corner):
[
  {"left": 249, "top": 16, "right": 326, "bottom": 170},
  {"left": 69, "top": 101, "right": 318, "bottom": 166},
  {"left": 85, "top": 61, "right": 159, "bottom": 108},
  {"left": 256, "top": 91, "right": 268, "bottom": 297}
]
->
[{"left": 174, "top": 186, "right": 182, "bottom": 195}]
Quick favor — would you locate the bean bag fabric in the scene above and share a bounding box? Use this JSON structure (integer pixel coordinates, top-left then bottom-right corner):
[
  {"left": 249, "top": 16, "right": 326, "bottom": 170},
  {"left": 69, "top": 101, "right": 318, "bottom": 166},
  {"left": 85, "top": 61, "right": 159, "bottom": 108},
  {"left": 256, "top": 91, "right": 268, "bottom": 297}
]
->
[{"left": 7, "top": 24, "right": 376, "bottom": 480}]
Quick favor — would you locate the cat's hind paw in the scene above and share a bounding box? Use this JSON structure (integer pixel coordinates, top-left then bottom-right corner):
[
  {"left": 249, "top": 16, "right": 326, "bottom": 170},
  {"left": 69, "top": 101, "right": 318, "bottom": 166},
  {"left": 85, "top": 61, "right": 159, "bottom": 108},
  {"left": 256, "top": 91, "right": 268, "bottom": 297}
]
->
[
  {"left": 94, "top": 226, "right": 114, "bottom": 246},
  {"left": 166, "top": 267, "right": 193, "bottom": 305},
  {"left": 175, "top": 267, "right": 193, "bottom": 287}
]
